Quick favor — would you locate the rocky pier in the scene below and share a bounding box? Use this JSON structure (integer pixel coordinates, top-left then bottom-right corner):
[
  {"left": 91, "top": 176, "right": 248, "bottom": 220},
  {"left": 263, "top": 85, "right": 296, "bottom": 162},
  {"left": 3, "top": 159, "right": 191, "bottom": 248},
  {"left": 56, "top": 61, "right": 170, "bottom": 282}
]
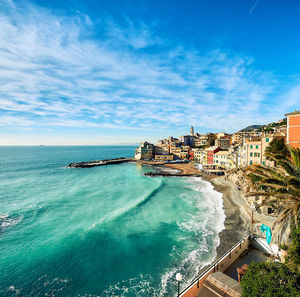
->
[{"left": 68, "top": 157, "right": 133, "bottom": 168}]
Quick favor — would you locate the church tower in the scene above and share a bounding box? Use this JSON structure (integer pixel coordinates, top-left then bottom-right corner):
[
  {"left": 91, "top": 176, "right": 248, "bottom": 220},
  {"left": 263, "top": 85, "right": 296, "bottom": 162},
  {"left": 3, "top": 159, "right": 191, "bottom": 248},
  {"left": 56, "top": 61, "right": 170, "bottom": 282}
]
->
[{"left": 190, "top": 126, "right": 194, "bottom": 136}]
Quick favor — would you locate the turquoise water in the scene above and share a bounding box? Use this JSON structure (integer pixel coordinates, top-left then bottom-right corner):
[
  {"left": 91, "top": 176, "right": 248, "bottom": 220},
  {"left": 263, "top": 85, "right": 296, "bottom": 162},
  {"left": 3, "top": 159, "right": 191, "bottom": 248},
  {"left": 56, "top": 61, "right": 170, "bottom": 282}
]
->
[{"left": 0, "top": 146, "right": 225, "bottom": 297}]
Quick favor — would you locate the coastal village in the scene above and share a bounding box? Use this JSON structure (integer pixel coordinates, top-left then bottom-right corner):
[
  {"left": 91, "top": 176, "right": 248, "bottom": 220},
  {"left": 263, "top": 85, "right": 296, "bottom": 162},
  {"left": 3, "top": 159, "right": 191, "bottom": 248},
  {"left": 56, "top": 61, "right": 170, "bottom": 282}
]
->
[
  {"left": 135, "top": 110, "right": 300, "bottom": 297},
  {"left": 135, "top": 111, "right": 298, "bottom": 170}
]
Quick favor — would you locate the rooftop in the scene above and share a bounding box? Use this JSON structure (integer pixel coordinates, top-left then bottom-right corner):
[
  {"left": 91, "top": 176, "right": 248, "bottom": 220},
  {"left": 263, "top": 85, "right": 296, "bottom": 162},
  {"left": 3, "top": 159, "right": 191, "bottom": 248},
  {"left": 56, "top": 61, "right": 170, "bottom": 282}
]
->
[
  {"left": 214, "top": 150, "right": 230, "bottom": 156},
  {"left": 205, "top": 146, "right": 219, "bottom": 151},
  {"left": 196, "top": 272, "right": 242, "bottom": 297},
  {"left": 285, "top": 110, "right": 300, "bottom": 116}
]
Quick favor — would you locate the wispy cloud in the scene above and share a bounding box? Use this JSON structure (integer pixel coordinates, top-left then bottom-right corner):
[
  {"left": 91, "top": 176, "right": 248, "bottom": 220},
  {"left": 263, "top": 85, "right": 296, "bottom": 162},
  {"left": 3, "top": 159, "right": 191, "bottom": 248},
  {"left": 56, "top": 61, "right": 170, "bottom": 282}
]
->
[
  {"left": 249, "top": 0, "right": 260, "bottom": 14},
  {"left": 0, "top": 0, "right": 299, "bottom": 144}
]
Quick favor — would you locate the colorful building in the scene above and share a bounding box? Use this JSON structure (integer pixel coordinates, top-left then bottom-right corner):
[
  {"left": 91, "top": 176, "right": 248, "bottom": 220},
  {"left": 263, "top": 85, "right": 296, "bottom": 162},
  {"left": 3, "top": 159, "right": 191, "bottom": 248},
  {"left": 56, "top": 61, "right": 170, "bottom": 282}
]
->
[
  {"left": 193, "top": 148, "right": 205, "bottom": 162},
  {"left": 245, "top": 133, "right": 284, "bottom": 166},
  {"left": 205, "top": 146, "right": 221, "bottom": 165},
  {"left": 285, "top": 110, "right": 300, "bottom": 148},
  {"left": 213, "top": 150, "right": 234, "bottom": 169}
]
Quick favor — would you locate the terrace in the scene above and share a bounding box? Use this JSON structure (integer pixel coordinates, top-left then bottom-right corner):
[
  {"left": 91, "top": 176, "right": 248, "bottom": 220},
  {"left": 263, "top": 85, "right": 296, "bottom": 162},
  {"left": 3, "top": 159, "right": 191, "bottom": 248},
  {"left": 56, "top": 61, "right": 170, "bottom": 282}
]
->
[{"left": 180, "top": 235, "right": 278, "bottom": 297}]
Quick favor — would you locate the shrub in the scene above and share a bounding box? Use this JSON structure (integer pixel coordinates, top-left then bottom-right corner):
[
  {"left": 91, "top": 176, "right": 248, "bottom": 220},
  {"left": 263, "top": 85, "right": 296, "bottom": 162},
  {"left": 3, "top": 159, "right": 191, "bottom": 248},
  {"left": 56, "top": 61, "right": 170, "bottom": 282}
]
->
[
  {"left": 241, "top": 262, "right": 299, "bottom": 297},
  {"left": 288, "top": 224, "right": 300, "bottom": 267}
]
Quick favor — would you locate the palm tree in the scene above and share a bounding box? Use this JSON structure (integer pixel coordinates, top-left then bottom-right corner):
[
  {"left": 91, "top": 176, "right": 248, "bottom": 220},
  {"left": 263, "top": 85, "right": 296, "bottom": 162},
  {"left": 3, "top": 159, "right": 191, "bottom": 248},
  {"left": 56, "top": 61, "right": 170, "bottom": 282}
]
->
[{"left": 246, "top": 145, "right": 300, "bottom": 231}]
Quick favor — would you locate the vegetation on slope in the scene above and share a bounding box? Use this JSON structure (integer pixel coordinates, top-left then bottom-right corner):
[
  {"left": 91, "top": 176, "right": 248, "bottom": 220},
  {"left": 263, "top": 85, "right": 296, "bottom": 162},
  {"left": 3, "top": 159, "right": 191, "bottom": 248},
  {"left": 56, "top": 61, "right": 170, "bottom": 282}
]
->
[
  {"left": 247, "top": 142, "right": 300, "bottom": 229},
  {"left": 241, "top": 261, "right": 299, "bottom": 297}
]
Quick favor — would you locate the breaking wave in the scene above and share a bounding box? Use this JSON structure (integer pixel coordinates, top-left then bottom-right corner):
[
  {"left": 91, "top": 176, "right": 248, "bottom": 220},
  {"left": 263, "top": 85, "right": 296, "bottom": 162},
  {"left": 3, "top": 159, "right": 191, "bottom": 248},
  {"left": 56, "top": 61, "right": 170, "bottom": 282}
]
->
[{"left": 0, "top": 213, "right": 23, "bottom": 232}]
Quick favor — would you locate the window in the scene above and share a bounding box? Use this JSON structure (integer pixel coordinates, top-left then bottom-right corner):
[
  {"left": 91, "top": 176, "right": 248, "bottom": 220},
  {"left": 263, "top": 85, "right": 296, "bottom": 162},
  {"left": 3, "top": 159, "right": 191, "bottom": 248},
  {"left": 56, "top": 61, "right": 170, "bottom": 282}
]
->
[
  {"left": 256, "top": 145, "right": 259, "bottom": 149},
  {"left": 258, "top": 153, "right": 260, "bottom": 157},
  {"left": 254, "top": 153, "right": 257, "bottom": 157},
  {"left": 250, "top": 145, "right": 253, "bottom": 149},
  {"left": 250, "top": 161, "right": 253, "bottom": 165},
  {"left": 266, "top": 138, "right": 269, "bottom": 142},
  {"left": 250, "top": 152, "right": 253, "bottom": 157},
  {"left": 263, "top": 161, "right": 265, "bottom": 165}
]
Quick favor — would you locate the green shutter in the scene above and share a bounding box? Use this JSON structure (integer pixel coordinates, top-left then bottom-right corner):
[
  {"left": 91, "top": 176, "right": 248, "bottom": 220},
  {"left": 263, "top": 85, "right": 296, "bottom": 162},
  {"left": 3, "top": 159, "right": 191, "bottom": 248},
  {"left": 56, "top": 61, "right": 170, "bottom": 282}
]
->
[
  {"left": 250, "top": 152, "right": 253, "bottom": 157},
  {"left": 250, "top": 161, "right": 253, "bottom": 165},
  {"left": 266, "top": 138, "right": 269, "bottom": 142}
]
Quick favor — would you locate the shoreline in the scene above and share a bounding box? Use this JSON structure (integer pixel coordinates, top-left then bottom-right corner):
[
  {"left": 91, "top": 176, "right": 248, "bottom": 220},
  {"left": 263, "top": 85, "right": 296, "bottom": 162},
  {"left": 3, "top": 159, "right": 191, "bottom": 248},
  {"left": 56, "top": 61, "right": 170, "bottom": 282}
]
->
[{"left": 138, "top": 160, "right": 250, "bottom": 259}]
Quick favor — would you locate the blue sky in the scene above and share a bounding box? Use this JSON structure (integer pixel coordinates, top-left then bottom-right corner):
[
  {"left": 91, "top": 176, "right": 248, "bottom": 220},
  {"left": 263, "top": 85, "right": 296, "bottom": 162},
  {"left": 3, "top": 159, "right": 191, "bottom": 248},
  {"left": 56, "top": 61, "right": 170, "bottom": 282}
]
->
[{"left": 0, "top": 0, "right": 299, "bottom": 145}]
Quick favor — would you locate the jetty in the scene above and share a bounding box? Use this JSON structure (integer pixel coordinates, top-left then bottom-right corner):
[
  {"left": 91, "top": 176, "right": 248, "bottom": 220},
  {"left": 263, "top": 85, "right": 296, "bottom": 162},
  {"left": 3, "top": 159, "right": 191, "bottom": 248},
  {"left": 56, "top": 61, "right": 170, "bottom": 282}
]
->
[
  {"left": 68, "top": 157, "right": 133, "bottom": 168},
  {"left": 144, "top": 171, "right": 202, "bottom": 177}
]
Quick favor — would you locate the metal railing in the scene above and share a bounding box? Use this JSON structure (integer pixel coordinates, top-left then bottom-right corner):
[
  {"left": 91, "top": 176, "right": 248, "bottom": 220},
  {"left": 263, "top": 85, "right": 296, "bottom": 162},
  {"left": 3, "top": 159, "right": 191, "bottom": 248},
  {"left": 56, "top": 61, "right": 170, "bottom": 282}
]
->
[{"left": 179, "top": 233, "right": 251, "bottom": 296}]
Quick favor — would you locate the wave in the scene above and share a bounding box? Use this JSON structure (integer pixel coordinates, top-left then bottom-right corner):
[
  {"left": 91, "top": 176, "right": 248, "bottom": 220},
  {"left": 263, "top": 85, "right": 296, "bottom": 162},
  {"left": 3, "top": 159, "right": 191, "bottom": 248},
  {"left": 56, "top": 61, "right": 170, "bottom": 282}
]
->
[
  {"left": 99, "top": 176, "right": 226, "bottom": 297},
  {"left": 102, "top": 274, "right": 159, "bottom": 297},
  {"left": 159, "top": 177, "right": 225, "bottom": 296},
  {"left": 0, "top": 213, "right": 23, "bottom": 232},
  {"left": 86, "top": 179, "right": 165, "bottom": 231},
  {"left": 0, "top": 275, "right": 71, "bottom": 297}
]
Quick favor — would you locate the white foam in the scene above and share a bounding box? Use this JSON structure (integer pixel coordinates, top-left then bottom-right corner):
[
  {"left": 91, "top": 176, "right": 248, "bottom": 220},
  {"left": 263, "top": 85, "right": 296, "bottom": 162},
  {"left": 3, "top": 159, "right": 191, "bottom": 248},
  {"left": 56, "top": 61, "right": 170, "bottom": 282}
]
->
[
  {"left": 159, "top": 177, "right": 226, "bottom": 295},
  {"left": 102, "top": 274, "right": 159, "bottom": 297},
  {"left": 0, "top": 214, "right": 23, "bottom": 231}
]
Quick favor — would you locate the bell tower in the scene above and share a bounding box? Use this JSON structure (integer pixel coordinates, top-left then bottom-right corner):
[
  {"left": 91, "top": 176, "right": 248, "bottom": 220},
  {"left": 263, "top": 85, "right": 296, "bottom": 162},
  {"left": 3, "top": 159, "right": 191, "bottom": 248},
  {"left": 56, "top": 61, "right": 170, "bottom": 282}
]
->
[{"left": 190, "top": 126, "right": 194, "bottom": 136}]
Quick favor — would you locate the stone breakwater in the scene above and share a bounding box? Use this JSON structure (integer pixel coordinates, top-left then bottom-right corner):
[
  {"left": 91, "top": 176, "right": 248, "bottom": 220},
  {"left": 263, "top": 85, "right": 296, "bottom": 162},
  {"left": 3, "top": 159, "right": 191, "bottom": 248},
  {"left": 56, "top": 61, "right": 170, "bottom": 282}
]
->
[
  {"left": 144, "top": 171, "right": 202, "bottom": 177},
  {"left": 68, "top": 158, "right": 133, "bottom": 168}
]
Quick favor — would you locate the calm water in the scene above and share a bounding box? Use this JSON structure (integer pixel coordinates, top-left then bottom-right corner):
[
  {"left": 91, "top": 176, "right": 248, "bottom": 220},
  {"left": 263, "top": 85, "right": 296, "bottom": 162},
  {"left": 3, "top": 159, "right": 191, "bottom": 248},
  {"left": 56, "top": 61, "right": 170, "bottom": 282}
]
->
[{"left": 0, "top": 146, "right": 225, "bottom": 297}]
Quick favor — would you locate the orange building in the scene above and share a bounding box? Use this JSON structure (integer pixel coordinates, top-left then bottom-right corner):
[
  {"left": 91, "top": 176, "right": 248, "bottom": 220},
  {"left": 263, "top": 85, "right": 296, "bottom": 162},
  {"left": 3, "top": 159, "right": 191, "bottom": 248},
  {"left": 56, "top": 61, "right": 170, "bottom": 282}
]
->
[{"left": 285, "top": 110, "right": 300, "bottom": 148}]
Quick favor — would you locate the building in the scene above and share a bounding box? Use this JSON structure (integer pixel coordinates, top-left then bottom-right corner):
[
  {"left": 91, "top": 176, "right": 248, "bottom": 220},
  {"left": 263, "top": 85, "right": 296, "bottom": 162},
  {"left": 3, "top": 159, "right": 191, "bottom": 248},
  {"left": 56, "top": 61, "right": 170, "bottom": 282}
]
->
[
  {"left": 154, "top": 155, "right": 173, "bottom": 161},
  {"left": 153, "top": 144, "right": 169, "bottom": 155},
  {"left": 232, "top": 130, "right": 262, "bottom": 145},
  {"left": 193, "top": 133, "right": 215, "bottom": 147},
  {"left": 183, "top": 135, "right": 194, "bottom": 146},
  {"left": 189, "top": 150, "right": 194, "bottom": 160},
  {"left": 134, "top": 141, "right": 154, "bottom": 160},
  {"left": 193, "top": 148, "right": 205, "bottom": 162},
  {"left": 169, "top": 143, "right": 182, "bottom": 158},
  {"left": 246, "top": 140, "right": 262, "bottom": 166},
  {"left": 205, "top": 146, "right": 221, "bottom": 165},
  {"left": 285, "top": 110, "right": 300, "bottom": 148},
  {"left": 246, "top": 133, "right": 280, "bottom": 166},
  {"left": 193, "top": 135, "right": 208, "bottom": 147},
  {"left": 215, "top": 137, "right": 231, "bottom": 149},
  {"left": 234, "top": 144, "right": 247, "bottom": 167},
  {"left": 214, "top": 150, "right": 234, "bottom": 170},
  {"left": 190, "top": 126, "right": 194, "bottom": 136}
]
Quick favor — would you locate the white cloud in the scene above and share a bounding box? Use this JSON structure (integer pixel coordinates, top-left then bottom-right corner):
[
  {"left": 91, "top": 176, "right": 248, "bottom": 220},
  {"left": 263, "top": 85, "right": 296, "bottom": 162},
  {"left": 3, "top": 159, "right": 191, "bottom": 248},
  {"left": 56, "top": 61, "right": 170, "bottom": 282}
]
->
[{"left": 0, "top": 0, "right": 299, "bottom": 145}]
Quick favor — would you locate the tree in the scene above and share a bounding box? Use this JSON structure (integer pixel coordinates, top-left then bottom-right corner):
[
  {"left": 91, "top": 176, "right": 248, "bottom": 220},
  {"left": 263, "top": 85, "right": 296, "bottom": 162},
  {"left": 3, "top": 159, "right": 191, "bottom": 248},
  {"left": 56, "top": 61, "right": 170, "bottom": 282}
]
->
[
  {"left": 288, "top": 224, "right": 300, "bottom": 269},
  {"left": 247, "top": 145, "right": 300, "bottom": 229},
  {"left": 265, "top": 138, "right": 289, "bottom": 160},
  {"left": 241, "top": 262, "right": 299, "bottom": 297}
]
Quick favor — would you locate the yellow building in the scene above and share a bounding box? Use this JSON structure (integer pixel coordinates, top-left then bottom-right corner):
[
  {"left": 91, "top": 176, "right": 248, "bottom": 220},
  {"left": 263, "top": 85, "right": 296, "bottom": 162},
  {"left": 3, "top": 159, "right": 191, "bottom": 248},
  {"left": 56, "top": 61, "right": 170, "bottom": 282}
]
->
[{"left": 213, "top": 151, "right": 234, "bottom": 169}]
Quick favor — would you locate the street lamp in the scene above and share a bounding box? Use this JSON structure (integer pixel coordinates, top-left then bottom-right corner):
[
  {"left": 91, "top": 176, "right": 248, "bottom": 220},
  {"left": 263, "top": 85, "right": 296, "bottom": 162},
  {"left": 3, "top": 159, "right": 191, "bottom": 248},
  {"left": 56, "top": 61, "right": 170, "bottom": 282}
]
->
[{"left": 176, "top": 273, "right": 182, "bottom": 297}]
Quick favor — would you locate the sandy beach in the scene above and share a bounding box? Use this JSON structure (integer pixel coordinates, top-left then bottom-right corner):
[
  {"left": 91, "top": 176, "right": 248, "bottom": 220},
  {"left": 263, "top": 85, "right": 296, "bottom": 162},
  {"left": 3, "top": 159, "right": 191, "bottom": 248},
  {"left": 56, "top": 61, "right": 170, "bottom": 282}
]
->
[{"left": 208, "top": 176, "right": 250, "bottom": 256}]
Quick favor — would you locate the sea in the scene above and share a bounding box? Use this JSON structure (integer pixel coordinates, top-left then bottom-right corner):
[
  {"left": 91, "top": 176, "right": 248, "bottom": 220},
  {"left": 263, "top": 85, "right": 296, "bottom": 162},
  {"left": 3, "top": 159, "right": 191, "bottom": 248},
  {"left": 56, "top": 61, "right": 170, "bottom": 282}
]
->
[{"left": 0, "top": 146, "right": 225, "bottom": 297}]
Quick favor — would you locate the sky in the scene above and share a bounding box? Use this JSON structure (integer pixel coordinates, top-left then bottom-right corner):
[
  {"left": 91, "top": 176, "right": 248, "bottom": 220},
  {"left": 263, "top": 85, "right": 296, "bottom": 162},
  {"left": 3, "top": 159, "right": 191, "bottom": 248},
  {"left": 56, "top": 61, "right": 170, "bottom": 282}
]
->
[{"left": 0, "top": 0, "right": 299, "bottom": 145}]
